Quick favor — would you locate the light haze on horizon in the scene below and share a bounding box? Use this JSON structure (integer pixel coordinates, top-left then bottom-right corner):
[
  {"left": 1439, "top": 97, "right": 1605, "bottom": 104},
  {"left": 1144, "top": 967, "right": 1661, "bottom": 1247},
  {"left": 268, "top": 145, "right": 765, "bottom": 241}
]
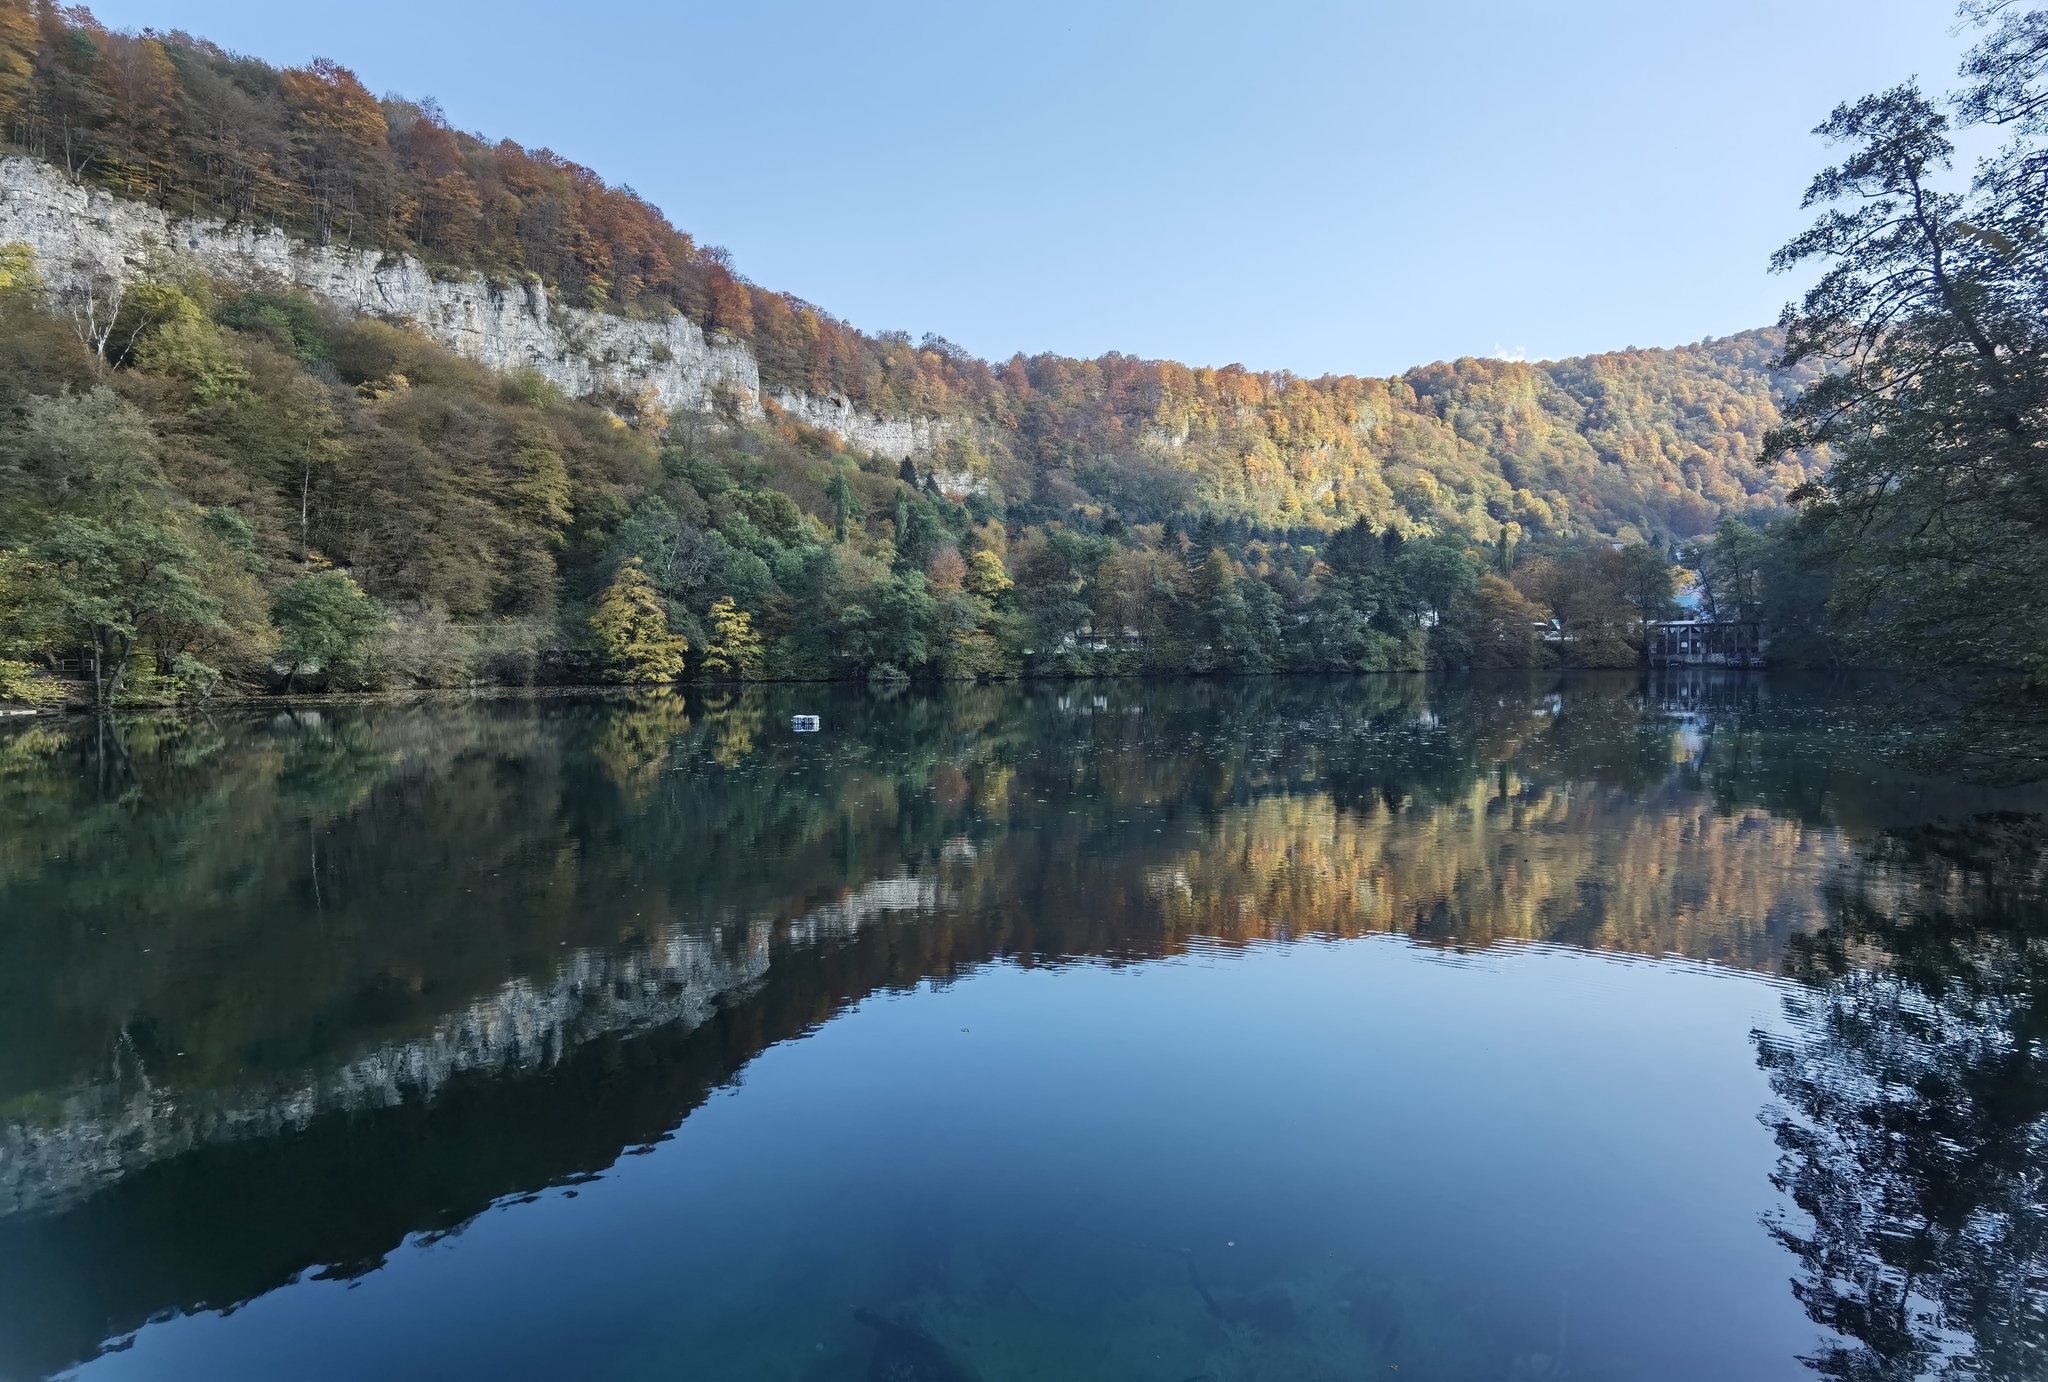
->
[{"left": 87, "top": 0, "right": 1975, "bottom": 377}]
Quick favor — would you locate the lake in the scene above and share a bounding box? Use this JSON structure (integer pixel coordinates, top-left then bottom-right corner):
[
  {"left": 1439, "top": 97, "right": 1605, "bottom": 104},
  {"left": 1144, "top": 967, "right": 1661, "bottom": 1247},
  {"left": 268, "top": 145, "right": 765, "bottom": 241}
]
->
[{"left": 0, "top": 673, "right": 2042, "bottom": 1382}]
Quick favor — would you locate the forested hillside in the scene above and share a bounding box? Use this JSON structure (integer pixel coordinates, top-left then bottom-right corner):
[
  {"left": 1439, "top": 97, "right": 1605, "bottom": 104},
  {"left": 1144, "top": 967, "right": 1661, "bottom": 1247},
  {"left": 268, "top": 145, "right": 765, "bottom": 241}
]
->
[
  {"left": 0, "top": 1, "right": 1829, "bottom": 701},
  {"left": 0, "top": 2, "right": 1820, "bottom": 537}
]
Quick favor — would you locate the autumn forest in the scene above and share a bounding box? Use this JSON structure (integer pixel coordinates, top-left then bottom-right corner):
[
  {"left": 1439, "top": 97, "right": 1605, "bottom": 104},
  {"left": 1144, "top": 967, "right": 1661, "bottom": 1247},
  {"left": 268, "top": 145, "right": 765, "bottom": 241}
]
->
[{"left": 0, "top": 0, "right": 2038, "bottom": 727}]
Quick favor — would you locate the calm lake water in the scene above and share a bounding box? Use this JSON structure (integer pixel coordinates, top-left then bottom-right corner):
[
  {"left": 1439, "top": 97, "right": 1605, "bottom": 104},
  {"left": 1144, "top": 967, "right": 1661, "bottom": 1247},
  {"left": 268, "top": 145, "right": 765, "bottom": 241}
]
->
[{"left": 0, "top": 673, "right": 2043, "bottom": 1382}]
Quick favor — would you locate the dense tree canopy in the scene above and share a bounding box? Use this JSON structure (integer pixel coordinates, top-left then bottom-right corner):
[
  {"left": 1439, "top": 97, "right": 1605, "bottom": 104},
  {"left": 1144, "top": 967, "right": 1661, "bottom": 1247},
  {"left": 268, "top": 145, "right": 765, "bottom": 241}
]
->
[
  {"left": 0, "top": 0, "right": 1831, "bottom": 553},
  {"left": 1762, "top": 0, "right": 2048, "bottom": 773},
  {"left": 6, "top": 0, "right": 2045, "bottom": 729},
  {"left": 0, "top": 238, "right": 1699, "bottom": 702}
]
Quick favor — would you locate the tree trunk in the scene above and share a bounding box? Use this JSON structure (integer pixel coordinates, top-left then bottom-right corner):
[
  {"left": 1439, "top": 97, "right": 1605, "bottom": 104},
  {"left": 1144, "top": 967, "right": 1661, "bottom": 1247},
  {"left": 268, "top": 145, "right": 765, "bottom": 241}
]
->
[{"left": 103, "top": 637, "right": 133, "bottom": 706}]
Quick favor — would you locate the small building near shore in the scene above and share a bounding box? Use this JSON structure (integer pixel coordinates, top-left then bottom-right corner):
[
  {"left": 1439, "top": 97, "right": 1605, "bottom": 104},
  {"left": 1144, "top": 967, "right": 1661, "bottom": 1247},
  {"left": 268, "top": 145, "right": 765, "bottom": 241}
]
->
[{"left": 1647, "top": 620, "right": 1767, "bottom": 668}]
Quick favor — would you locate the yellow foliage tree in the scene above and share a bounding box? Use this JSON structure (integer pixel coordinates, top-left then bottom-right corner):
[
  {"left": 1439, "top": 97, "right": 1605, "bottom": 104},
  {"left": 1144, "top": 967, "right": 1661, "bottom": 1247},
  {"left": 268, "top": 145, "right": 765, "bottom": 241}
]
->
[
  {"left": 589, "top": 558, "right": 686, "bottom": 683},
  {"left": 0, "top": 550, "right": 62, "bottom": 706},
  {"left": 508, "top": 421, "right": 572, "bottom": 534},
  {"left": 965, "top": 550, "right": 1012, "bottom": 602},
  {"left": 0, "top": 659, "right": 63, "bottom": 706},
  {"left": 0, "top": 1, "right": 32, "bottom": 126},
  {"left": 698, "top": 595, "right": 762, "bottom": 680},
  {"left": 1469, "top": 573, "right": 1550, "bottom": 668},
  {"left": 0, "top": 241, "right": 36, "bottom": 297}
]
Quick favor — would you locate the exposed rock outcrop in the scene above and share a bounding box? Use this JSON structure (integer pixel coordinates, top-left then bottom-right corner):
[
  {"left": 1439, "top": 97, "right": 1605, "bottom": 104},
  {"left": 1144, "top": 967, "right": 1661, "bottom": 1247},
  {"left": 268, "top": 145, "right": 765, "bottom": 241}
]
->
[
  {"left": 0, "top": 157, "right": 946, "bottom": 455},
  {"left": 772, "top": 391, "right": 952, "bottom": 463}
]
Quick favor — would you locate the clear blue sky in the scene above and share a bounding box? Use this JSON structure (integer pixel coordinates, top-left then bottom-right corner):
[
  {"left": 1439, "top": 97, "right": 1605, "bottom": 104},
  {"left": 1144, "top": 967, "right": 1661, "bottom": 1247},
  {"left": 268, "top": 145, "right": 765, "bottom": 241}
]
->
[{"left": 90, "top": 0, "right": 1974, "bottom": 376}]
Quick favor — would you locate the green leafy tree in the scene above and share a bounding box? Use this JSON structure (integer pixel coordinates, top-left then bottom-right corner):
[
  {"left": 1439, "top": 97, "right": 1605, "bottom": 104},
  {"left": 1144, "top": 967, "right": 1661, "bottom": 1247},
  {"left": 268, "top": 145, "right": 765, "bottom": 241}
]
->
[
  {"left": 589, "top": 558, "right": 687, "bottom": 683},
  {"left": 27, "top": 513, "right": 231, "bottom": 705},
  {"left": 271, "top": 569, "right": 384, "bottom": 691},
  {"left": 1617, "top": 543, "right": 1677, "bottom": 623},
  {"left": 1766, "top": 46, "right": 2048, "bottom": 748},
  {"left": 888, "top": 492, "right": 953, "bottom": 574},
  {"left": 718, "top": 543, "right": 774, "bottom": 611},
  {"left": 1305, "top": 584, "right": 1402, "bottom": 671},
  {"left": 1689, "top": 517, "right": 1769, "bottom": 626},
  {"left": 1394, "top": 537, "right": 1482, "bottom": 628},
  {"left": 0, "top": 545, "right": 65, "bottom": 705},
  {"left": 1, "top": 387, "right": 159, "bottom": 513},
  {"left": 1011, "top": 528, "right": 1105, "bottom": 667},
  {"left": 825, "top": 470, "right": 863, "bottom": 542},
  {"left": 840, "top": 573, "right": 941, "bottom": 678},
  {"left": 1191, "top": 548, "right": 1283, "bottom": 671}
]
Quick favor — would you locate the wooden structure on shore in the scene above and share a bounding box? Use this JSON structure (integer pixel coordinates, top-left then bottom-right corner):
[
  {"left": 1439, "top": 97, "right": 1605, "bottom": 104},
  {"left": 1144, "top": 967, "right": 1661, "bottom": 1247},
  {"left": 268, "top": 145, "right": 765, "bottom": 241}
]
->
[{"left": 1646, "top": 621, "right": 1767, "bottom": 669}]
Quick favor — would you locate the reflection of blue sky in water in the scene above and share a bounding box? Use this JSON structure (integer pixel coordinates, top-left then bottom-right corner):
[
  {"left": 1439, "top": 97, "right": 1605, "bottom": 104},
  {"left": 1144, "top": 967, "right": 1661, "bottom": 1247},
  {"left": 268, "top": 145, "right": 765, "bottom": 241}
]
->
[
  {"left": 76, "top": 941, "right": 1808, "bottom": 1382},
  {"left": 4, "top": 673, "right": 2042, "bottom": 1381}
]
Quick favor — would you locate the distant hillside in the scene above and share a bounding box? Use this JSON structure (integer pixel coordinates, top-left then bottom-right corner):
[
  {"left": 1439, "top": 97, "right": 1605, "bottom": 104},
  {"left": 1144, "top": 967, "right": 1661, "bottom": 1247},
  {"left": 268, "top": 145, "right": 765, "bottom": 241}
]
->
[
  {"left": 0, "top": 2, "right": 1841, "bottom": 699},
  {"left": 0, "top": 3, "right": 1815, "bottom": 546},
  {"left": 931, "top": 329, "right": 1818, "bottom": 542}
]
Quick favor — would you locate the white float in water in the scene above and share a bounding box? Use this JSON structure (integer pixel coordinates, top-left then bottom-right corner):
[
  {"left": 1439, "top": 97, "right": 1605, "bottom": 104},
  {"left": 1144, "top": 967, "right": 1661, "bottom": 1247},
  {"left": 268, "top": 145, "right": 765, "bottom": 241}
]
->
[{"left": 791, "top": 715, "right": 821, "bottom": 732}]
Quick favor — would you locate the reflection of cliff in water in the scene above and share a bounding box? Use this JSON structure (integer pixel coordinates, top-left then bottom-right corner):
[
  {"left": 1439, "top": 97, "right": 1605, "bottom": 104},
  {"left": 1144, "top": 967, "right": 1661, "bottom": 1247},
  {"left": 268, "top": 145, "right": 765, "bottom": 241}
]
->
[
  {"left": 2, "top": 918, "right": 774, "bottom": 1220},
  {"left": 0, "top": 892, "right": 956, "bottom": 1382},
  {"left": 1, "top": 862, "right": 956, "bottom": 1224},
  {"left": 1, "top": 674, "right": 2037, "bottom": 1379}
]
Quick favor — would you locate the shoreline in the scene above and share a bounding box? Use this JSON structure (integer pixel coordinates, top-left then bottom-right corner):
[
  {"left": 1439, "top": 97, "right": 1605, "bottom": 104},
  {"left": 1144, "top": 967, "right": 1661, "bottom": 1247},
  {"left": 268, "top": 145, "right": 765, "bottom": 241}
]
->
[{"left": 0, "top": 664, "right": 1843, "bottom": 719}]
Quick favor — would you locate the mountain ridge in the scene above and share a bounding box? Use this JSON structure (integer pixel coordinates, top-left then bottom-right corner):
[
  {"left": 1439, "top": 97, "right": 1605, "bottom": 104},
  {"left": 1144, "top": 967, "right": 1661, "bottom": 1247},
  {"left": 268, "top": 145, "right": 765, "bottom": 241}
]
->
[
  {"left": 0, "top": 7, "right": 1819, "bottom": 545},
  {"left": 0, "top": 136, "right": 1815, "bottom": 545},
  {"left": 0, "top": 3, "right": 1845, "bottom": 697}
]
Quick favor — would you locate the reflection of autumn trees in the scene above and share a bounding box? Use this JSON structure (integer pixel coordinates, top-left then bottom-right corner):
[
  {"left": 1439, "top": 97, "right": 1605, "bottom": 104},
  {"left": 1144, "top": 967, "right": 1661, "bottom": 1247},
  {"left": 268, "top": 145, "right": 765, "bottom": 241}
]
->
[
  {"left": 1758, "top": 817, "right": 2048, "bottom": 1382},
  {"left": 0, "top": 675, "right": 2000, "bottom": 1118},
  {"left": 935, "top": 782, "right": 1850, "bottom": 971},
  {"left": 589, "top": 689, "right": 692, "bottom": 801},
  {"left": 0, "top": 685, "right": 1043, "bottom": 1113},
  {"left": 1182, "top": 786, "right": 1844, "bottom": 965},
  {"left": 3, "top": 677, "right": 2041, "bottom": 1380}
]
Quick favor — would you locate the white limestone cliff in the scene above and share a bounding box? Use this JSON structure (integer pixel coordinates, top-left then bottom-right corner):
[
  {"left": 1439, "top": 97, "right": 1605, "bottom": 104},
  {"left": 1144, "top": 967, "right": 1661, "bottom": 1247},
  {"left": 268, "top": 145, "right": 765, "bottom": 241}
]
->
[
  {"left": 0, "top": 157, "right": 948, "bottom": 456},
  {"left": 772, "top": 390, "right": 950, "bottom": 462}
]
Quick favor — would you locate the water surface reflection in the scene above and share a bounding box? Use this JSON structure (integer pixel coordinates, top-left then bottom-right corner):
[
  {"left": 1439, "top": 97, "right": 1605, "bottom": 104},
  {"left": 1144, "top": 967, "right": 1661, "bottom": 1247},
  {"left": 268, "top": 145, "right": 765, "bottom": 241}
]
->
[{"left": 0, "top": 673, "right": 2039, "bottom": 1380}]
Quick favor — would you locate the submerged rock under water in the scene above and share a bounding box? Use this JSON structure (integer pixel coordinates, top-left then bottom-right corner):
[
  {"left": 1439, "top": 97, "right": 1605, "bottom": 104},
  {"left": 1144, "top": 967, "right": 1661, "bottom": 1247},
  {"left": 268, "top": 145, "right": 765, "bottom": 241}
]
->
[{"left": 853, "top": 1308, "right": 980, "bottom": 1382}]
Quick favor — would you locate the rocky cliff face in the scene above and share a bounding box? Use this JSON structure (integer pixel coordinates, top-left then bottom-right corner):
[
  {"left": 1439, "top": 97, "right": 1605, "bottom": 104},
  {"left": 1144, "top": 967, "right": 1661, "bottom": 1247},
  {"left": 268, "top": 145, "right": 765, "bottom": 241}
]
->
[
  {"left": 772, "top": 390, "right": 951, "bottom": 463},
  {"left": 0, "top": 157, "right": 944, "bottom": 455}
]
